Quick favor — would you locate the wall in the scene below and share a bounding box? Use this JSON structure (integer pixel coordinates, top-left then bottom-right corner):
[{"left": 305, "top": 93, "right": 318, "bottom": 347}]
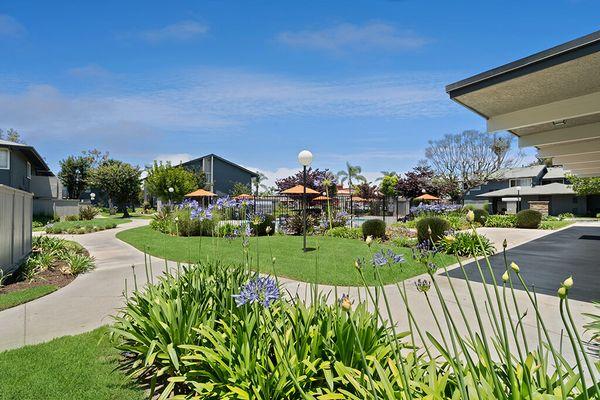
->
[
  {"left": 31, "top": 175, "right": 61, "bottom": 199},
  {"left": 212, "top": 157, "right": 254, "bottom": 196},
  {"left": 464, "top": 180, "right": 509, "bottom": 202},
  {"left": 33, "top": 199, "right": 80, "bottom": 218},
  {"left": 0, "top": 184, "right": 33, "bottom": 274},
  {"left": 550, "top": 195, "right": 587, "bottom": 215},
  {"left": 0, "top": 149, "right": 30, "bottom": 192}
]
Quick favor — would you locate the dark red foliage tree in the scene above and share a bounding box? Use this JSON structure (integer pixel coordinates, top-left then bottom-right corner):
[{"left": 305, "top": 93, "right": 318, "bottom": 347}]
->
[
  {"left": 396, "top": 165, "right": 438, "bottom": 199},
  {"left": 354, "top": 182, "right": 379, "bottom": 199},
  {"left": 275, "top": 168, "right": 337, "bottom": 195}
]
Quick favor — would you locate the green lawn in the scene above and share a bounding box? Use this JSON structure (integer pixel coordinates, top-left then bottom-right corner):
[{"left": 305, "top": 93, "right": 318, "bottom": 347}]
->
[
  {"left": 539, "top": 220, "right": 575, "bottom": 230},
  {"left": 0, "top": 285, "right": 58, "bottom": 311},
  {"left": 117, "top": 226, "right": 455, "bottom": 286},
  {"left": 0, "top": 327, "right": 144, "bottom": 400},
  {"left": 45, "top": 218, "right": 131, "bottom": 234}
]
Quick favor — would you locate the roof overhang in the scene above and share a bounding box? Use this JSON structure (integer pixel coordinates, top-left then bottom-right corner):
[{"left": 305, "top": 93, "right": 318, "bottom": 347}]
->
[{"left": 446, "top": 30, "right": 600, "bottom": 177}]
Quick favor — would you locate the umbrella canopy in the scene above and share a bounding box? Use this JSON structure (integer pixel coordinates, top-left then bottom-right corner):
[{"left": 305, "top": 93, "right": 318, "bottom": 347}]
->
[
  {"left": 234, "top": 193, "right": 254, "bottom": 200},
  {"left": 312, "top": 195, "right": 332, "bottom": 201},
  {"left": 351, "top": 196, "right": 368, "bottom": 202},
  {"left": 185, "top": 188, "right": 217, "bottom": 198},
  {"left": 414, "top": 193, "right": 439, "bottom": 201},
  {"left": 281, "top": 185, "right": 319, "bottom": 195}
]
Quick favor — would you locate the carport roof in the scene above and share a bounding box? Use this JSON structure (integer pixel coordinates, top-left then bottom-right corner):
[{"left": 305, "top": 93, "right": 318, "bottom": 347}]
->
[{"left": 477, "top": 182, "right": 574, "bottom": 197}]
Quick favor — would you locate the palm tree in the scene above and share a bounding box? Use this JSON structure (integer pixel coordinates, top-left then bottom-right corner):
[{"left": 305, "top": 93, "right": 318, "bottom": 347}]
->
[
  {"left": 337, "top": 162, "right": 366, "bottom": 222},
  {"left": 252, "top": 171, "right": 268, "bottom": 196},
  {"left": 375, "top": 170, "right": 398, "bottom": 182}
]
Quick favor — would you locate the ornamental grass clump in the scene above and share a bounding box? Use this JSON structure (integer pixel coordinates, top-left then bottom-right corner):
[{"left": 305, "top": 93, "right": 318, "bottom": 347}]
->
[{"left": 112, "top": 207, "right": 599, "bottom": 399}]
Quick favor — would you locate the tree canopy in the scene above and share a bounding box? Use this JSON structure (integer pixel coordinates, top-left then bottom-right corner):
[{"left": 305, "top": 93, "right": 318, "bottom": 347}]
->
[
  {"left": 90, "top": 160, "right": 141, "bottom": 217},
  {"left": 58, "top": 155, "right": 93, "bottom": 199},
  {"left": 0, "top": 128, "right": 24, "bottom": 143},
  {"left": 145, "top": 161, "right": 199, "bottom": 203},
  {"left": 275, "top": 168, "right": 337, "bottom": 195},
  {"left": 568, "top": 175, "right": 600, "bottom": 196},
  {"left": 379, "top": 174, "right": 398, "bottom": 197}
]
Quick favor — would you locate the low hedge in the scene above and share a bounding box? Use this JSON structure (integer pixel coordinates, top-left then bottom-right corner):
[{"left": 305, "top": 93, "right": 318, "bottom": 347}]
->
[
  {"left": 484, "top": 215, "right": 516, "bottom": 228},
  {"left": 515, "top": 209, "right": 542, "bottom": 229},
  {"left": 325, "top": 226, "right": 362, "bottom": 239},
  {"left": 361, "top": 219, "right": 386, "bottom": 239},
  {"left": 416, "top": 217, "right": 450, "bottom": 243}
]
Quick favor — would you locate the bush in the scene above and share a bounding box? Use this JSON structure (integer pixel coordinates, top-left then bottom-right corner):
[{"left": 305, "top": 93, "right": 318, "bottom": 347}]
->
[
  {"left": 558, "top": 212, "right": 574, "bottom": 220},
  {"left": 78, "top": 205, "right": 98, "bottom": 220},
  {"left": 472, "top": 208, "right": 488, "bottom": 224},
  {"left": 32, "top": 214, "right": 58, "bottom": 228},
  {"left": 361, "top": 219, "right": 386, "bottom": 239},
  {"left": 484, "top": 214, "right": 516, "bottom": 228},
  {"left": 64, "top": 215, "right": 79, "bottom": 221},
  {"left": 283, "top": 213, "right": 319, "bottom": 235},
  {"left": 253, "top": 214, "right": 275, "bottom": 236},
  {"left": 515, "top": 209, "right": 542, "bottom": 229},
  {"left": 416, "top": 216, "right": 450, "bottom": 243},
  {"left": 325, "top": 226, "right": 362, "bottom": 239},
  {"left": 441, "top": 232, "right": 496, "bottom": 257},
  {"left": 62, "top": 252, "right": 95, "bottom": 274}
]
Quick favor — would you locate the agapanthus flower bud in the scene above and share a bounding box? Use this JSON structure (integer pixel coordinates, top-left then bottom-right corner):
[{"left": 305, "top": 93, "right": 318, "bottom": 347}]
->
[
  {"left": 339, "top": 294, "right": 353, "bottom": 312},
  {"left": 365, "top": 235, "right": 373, "bottom": 246},
  {"left": 510, "top": 262, "right": 520, "bottom": 273},
  {"left": 502, "top": 239, "right": 507, "bottom": 248},
  {"left": 466, "top": 210, "right": 475, "bottom": 222},
  {"left": 265, "top": 226, "right": 272, "bottom": 234},
  {"left": 557, "top": 286, "right": 567, "bottom": 299},
  {"left": 563, "top": 276, "right": 573, "bottom": 289},
  {"left": 444, "top": 235, "right": 456, "bottom": 244},
  {"left": 502, "top": 270, "right": 509, "bottom": 283}
]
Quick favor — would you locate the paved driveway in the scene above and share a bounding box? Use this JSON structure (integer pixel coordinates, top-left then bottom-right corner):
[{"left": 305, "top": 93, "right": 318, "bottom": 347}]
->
[{"left": 447, "top": 223, "right": 600, "bottom": 302}]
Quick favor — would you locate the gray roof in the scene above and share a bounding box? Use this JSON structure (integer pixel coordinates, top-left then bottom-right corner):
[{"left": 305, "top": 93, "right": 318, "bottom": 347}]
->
[
  {"left": 543, "top": 166, "right": 566, "bottom": 179},
  {"left": 0, "top": 139, "right": 52, "bottom": 175},
  {"left": 489, "top": 165, "right": 545, "bottom": 180},
  {"left": 180, "top": 153, "right": 259, "bottom": 177},
  {"left": 477, "top": 182, "right": 574, "bottom": 197}
]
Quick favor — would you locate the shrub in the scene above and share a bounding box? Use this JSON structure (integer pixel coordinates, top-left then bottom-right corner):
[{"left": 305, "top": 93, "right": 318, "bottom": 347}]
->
[
  {"left": 253, "top": 213, "right": 275, "bottom": 236},
  {"left": 416, "top": 216, "right": 450, "bottom": 243},
  {"left": 64, "top": 215, "right": 79, "bottom": 221},
  {"left": 78, "top": 205, "right": 98, "bottom": 220},
  {"left": 283, "top": 213, "right": 319, "bottom": 235},
  {"left": 515, "top": 209, "right": 542, "bottom": 229},
  {"left": 32, "top": 214, "right": 58, "bottom": 228},
  {"left": 472, "top": 208, "right": 488, "bottom": 224},
  {"left": 484, "top": 214, "right": 516, "bottom": 228},
  {"left": 62, "top": 252, "right": 95, "bottom": 274},
  {"left": 361, "top": 219, "right": 386, "bottom": 239},
  {"left": 558, "top": 212, "right": 574, "bottom": 220},
  {"left": 441, "top": 232, "right": 496, "bottom": 257},
  {"left": 325, "top": 226, "right": 362, "bottom": 239}
]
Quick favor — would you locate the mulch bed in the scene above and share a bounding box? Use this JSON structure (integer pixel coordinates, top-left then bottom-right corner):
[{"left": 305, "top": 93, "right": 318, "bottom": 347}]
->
[{"left": 0, "top": 248, "right": 90, "bottom": 295}]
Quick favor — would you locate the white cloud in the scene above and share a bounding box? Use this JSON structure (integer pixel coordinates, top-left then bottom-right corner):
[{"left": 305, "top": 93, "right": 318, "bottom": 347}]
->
[
  {"left": 0, "top": 14, "right": 25, "bottom": 38},
  {"left": 244, "top": 166, "right": 300, "bottom": 187},
  {"left": 68, "top": 64, "right": 112, "bottom": 79},
  {"left": 138, "top": 21, "right": 208, "bottom": 43},
  {"left": 153, "top": 153, "right": 192, "bottom": 165},
  {"left": 277, "top": 22, "right": 428, "bottom": 53}
]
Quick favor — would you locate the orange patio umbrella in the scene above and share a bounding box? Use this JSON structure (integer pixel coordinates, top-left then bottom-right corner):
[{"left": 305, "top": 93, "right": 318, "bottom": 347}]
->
[
  {"left": 234, "top": 193, "right": 254, "bottom": 200},
  {"left": 312, "top": 195, "right": 332, "bottom": 201},
  {"left": 280, "top": 185, "right": 319, "bottom": 195},
  {"left": 185, "top": 188, "right": 217, "bottom": 198},
  {"left": 351, "top": 196, "right": 368, "bottom": 202},
  {"left": 413, "top": 193, "right": 439, "bottom": 201}
]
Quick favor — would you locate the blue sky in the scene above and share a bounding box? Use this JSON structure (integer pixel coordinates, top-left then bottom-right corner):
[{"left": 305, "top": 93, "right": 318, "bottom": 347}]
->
[{"left": 1, "top": 1, "right": 599, "bottom": 184}]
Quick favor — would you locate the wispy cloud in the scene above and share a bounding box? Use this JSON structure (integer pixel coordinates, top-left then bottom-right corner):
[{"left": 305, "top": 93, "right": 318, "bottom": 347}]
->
[
  {"left": 277, "top": 21, "right": 428, "bottom": 53},
  {"left": 0, "top": 68, "right": 451, "bottom": 152},
  {"left": 137, "top": 21, "right": 208, "bottom": 43},
  {"left": 68, "top": 64, "right": 112, "bottom": 79},
  {"left": 0, "top": 14, "right": 26, "bottom": 39}
]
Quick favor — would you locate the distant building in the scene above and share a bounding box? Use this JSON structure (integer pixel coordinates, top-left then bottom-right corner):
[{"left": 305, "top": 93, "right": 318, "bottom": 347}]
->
[
  {"left": 464, "top": 165, "right": 600, "bottom": 216},
  {"left": 180, "top": 154, "right": 259, "bottom": 197}
]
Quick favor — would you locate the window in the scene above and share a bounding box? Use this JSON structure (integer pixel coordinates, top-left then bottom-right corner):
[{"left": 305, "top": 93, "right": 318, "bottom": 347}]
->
[
  {"left": 0, "top": 148, "right": 8, "bottom": 169},
  {"left": 26, "top": 161, "right": 31, "bottom": 179},
  {"left": 509, "top": 178, "right": 532, "bottom": 187}
]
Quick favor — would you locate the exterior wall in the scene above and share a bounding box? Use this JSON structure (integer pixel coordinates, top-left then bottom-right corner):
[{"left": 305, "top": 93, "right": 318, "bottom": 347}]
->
[
  {"left": 528, "top": 200, "right": 549, "bottom": 216},
  {"left": 31, "top": 175, "right": 61, "bottom": 199},
  {"left": 33, "top": 199, "right": 81, "bottom": 218},
  {"left": 212, "top": 157, "right": 254, "bottom": 196},
  {"left": 0, "top": 149, "right": 31, "bottom": 192},
  {"left": 0, "top": 184, "right": 33, "bottom": 274},
  {"left": 464, "top": 180, "right": 509, "bottom": 202},
  {"left": 550, "top": 195, "right": 587, "bottom": 215}
]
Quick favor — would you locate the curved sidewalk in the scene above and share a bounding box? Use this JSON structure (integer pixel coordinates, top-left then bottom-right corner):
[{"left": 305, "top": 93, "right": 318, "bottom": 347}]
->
[{"left": 0, "top": 220, "right": 596, "bottom": 357}]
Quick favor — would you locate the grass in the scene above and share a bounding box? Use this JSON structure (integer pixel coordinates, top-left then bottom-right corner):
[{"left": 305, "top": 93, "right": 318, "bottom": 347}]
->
[
  {"left": 0, "top": 326, "right": 145, "bottom": 400},
  {"left": 539, "top": 220, "right": 575, "bottom": 230},
  {"left": 45, "top": 218, "right": 131, "bottom": 234},
  {"left": 0, "top": 285, "right": 58, "bottom": 311},
  {"left": 117, "top": 226, "right": 455, "bottom": 286}
]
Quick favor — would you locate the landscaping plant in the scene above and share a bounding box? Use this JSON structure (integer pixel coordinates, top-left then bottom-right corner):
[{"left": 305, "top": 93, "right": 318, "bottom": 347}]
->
[
  {"left": 484, "top": 214, "right": 516, "bottom": 228},
  {"left": 361, "top": 219, "right": 386, "bottom": 239},
  {"left": 515, "top": 209, "right": 543, "bottom": 229},
  {"left": 416, "top": 216, "right": 450, "bottom": 243},
  {"left": 440, "top": 231, "right": 495, "bottom": 256},
  {"left": 78, "top": 205, "right": 99, "bottom": 220}
]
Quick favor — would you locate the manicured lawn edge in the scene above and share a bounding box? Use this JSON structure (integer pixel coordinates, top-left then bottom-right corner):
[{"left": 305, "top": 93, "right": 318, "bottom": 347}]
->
[
  {"left": 44, "top": 218, "right": 131, "bottom": 234},
  {"left": 117, "top": 225, "right": 455, "bottom": 286},
  {"left": 0, "top": 285, "right": 58, "bottom": 311}
]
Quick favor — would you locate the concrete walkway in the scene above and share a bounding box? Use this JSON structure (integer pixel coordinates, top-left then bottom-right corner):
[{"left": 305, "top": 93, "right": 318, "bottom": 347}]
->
[{"left": 0, "top": 220, "right": 596, "bottom": 365}]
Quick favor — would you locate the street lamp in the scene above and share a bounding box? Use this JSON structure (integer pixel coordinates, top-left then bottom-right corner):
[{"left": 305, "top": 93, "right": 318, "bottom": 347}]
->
[
  {"left": 168, "top": 187, "right": 174, "bottom": 208},
  {"left": 90, "top": 192, "right": 96, "bottom": 204},
  {"left": 298, "top": 150, "right": 313, "bottom": 252},
  {"left": 515, "top": 186, "right": 522, "bottom": 212}
]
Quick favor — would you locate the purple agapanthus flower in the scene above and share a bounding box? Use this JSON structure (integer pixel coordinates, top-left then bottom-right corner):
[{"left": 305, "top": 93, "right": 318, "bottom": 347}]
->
[
  {"left": 233, "top": 276, "right": 280, "bottom": 308},
  {"left": 409, "top": 203, "right": 461, "bottom": 217},
  {"left": 371, "top": 249, "right": 405, "bottom": 267}
]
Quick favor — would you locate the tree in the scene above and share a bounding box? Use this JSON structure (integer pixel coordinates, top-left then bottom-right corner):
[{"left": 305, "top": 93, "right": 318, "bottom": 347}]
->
[
  {"left": 396, "top": 164, "right": 438, "bottom": 199},
  {"left": 252, "top": 171, "right": 269, "bottom": 196},
  {"left": 145, "top": 161, "right": 199, "bottom": 203},
  {"left": 568, "top": 175, "right": 600, "bottom": 196},
  {"left": 425, "top": 130, "right": 520, "bottom": 199},
  {"left": 0, "top": 128, "right": 24, "bottom": 143},
  {"left": 230, "top": 182, "right": 252, "bottom": 197},
  {"left": 354, "top": 182, "right": 378, "bottom": 199},
  {"left": 58, "top": 155, "right": 93, "bottom": 199},
  {"left": 379, "top": 174, "right": 398, "bottom": 197},
  {"left": 336, "top": 162, "right": 366, "bottom": 189},
  {"left": 90, "top": 160, "right": 141, "bottom": 218},
  {"left": 375, "top": 170, "right": 398, "bottom": 182},
  {"left": 275, "top": 168, "right": 337, "bottom": 194}
]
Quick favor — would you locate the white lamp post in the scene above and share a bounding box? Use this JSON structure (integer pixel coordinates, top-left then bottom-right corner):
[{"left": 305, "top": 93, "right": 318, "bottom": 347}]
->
[
  {"left": 168, "top": 187, "right": 174, "bottom": 207},
  {"left": 90, "top": 192, "right": 96, "bottom": 204},
  {"left": 298, "top": 150, "right": 313, "bottom": 252}
]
